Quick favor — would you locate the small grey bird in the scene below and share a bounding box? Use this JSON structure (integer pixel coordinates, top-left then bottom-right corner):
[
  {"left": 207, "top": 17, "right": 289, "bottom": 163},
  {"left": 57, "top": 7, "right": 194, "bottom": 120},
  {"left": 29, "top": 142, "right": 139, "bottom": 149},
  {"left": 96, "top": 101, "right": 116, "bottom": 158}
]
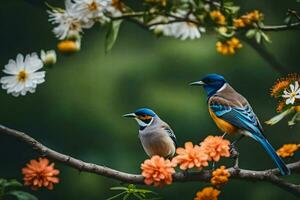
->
[{"left": 123, "top": 108, "right": 177, "bottom": 158}]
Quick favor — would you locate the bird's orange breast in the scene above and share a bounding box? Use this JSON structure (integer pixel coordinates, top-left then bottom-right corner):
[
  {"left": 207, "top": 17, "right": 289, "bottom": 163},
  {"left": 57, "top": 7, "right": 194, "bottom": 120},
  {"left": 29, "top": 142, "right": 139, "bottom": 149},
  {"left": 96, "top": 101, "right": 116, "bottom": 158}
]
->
[{"left": 209, "top": 108, "right": 238, "bottom": 134}]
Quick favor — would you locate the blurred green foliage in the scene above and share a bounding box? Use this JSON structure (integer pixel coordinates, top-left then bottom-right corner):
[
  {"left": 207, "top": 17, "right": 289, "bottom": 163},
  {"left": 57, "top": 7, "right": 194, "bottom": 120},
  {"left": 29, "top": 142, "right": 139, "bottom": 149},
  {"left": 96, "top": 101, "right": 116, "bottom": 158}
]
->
[{"left": 0, "top": 0, "right": 300, "bottom": 199}]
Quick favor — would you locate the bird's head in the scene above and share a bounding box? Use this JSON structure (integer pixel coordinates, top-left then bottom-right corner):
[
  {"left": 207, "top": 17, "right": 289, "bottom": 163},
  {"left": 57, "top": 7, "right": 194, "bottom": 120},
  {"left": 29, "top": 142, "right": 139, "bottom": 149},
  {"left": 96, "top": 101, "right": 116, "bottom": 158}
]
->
[
  {"left": 123, "top": 108, "right": 157, "bottom": 129},
  {"left": 190, "top": 74, "right": 227, "bottom": 97}
]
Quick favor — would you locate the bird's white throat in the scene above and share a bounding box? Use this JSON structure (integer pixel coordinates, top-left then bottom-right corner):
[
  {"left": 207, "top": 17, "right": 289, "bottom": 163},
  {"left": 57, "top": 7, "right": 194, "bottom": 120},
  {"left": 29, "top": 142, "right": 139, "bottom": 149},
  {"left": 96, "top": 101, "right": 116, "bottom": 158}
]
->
[
  {"left": 217, "top": 83, "right": 227, "bottom": 92},
  {"left": 135, "top": 117, "right": 154, "bottom": 128}
]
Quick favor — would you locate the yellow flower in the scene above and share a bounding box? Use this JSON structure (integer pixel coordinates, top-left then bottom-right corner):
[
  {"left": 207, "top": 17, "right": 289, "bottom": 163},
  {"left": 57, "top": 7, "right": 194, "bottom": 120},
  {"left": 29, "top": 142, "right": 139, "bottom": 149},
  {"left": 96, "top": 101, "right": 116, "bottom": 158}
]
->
[
  {"left": 210, "top": 166, "right": 230, "bottom": 187},
  {"left": 233, "top": 18, "right": 246, "bottom": 28},
  {"left": 194, "top": 187, "right": 220, "bottom": 200},
  {"left": 277, "top": 144, "right": 300, "bottom": 158},
  {"left": 57, "top": 40, "right": 81, "bottom": 53},
  {"left": 172, "top": 142, "right": 209, "bottom": 170},
  {"left": 216, "top": 37, "right": 242, "bottom": 55},
  {"left": 210, "top": 11, "right": 226, "bottom": 25},
  {"left": 233, "top": 10, "right": 263, "bottom": 28}
]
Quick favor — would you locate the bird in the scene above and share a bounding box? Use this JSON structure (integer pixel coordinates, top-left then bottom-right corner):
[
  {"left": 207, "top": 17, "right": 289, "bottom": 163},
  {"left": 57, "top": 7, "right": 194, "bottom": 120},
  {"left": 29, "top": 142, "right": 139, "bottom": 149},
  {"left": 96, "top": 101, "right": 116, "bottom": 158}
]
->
[
  {"left": 123, "top": 108, "right": 177, "bottom": 159},
  {"left": 190, "top": 74, "right": 290, "bottom": 176}
]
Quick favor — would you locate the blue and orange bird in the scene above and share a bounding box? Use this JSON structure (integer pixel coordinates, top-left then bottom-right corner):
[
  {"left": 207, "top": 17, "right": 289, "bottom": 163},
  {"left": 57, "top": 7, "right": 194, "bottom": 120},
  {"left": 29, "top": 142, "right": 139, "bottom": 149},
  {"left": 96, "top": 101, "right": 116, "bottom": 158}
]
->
[
  {"left": 190, "top": 74, "right": 290, "bottom": 176},
  {"left": 123, "top": 108, "right": 177, "bottom": 158}
]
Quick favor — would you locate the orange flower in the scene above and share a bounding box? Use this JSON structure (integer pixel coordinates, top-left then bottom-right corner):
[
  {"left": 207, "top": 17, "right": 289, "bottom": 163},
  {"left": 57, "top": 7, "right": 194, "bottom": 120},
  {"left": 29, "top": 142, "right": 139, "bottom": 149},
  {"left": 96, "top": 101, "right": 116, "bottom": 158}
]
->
[
  {"left": 141, "top": 155, "right": 175, "bottom": 187},
  {"left": 276, "top": 101, "right": 285, "bottom": 112},
  {"left": 22, "top": 158, "right": 60, "bottom": 190},
  {"left": 277, "top": 144, "right": 300, "bottom": 158},
  {"left": 172, "top": 142, "right": 209, "bottom": 170},
  {"left": 210, "top": 166, "right": 230, "bottom": 187},
  {"left": 216, "top": 37, "right": 242, "bottom": 55},
  {"left": 270, "top": 74, "right": 300, "bottom": 98},
  {"left": 210, "top": 11, "right": 226, "bottom": 25},
  {"left": 194, "top": 187, "right": 220, "bottom": 200},
  {"left": 200, "top": 136, "right": 231, "bottom": 161},
  {"left": 234, "top": 10, "right": 263, "bottom": 28},
  {"left": 57, "top": 40, "right": 80, "bottom": 53},
  {"left": 233, "top": 18, "right": 246, "bottom": 28}
]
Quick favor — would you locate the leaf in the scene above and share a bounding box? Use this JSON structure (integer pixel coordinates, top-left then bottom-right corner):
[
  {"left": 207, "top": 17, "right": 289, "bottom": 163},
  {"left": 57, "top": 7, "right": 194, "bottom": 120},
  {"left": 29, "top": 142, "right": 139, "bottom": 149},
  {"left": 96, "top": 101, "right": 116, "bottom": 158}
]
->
[
  {"left": 224, "top": 5, "right": 240, "bottom": 14},
  {"left": 7, "top": 191, "right": 38, "bottom": 200},
  {"left": 134, "top": 189, "right": 157, "bottom": 194},
  {"left": 105, "top": 191, "right": 127, "bottom": 200},
  {"left": 288, "top": 112, "right": 300, "bottom": 126},
  {"left": 255, "top": 31, "right": 262, "bottom": 43},
  {"left": 133, "top": 193, "right": 144, "bottom": 200},
  {"left": 265, "top": 107, "right": 294, "bottom": 125},
  {"left": 245, "top": 29, "right": 257, "bottom": 38},
  {"left": 110, "top": 186, "right": 128, "bottom": 191},
  {"left": 105, "top": 20, "right": 123, "bottom": 53},
  {"left": 122, "top": 193, "right": 130, "bottom": 200},
  {"left": 4, "top": 180, "right": 22, "bottom": 188},
  {"left": 261, "top": 31, "right": 271, "bottom": 43}
]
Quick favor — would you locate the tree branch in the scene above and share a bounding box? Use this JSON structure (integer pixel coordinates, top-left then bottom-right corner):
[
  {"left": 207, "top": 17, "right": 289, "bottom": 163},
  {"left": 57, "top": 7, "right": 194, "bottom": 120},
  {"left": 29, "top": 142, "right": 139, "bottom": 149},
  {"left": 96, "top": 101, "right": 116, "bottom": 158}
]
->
[{"left": 0, "top": 124, "right": 300, "bottom": 196}]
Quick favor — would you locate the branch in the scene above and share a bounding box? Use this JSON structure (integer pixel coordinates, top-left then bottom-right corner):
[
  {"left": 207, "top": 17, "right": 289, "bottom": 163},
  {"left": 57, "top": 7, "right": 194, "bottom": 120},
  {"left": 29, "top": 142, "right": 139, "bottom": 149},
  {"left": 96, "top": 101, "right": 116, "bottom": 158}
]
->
[
  {"left": 260, "top": 22, "right": 300, "bottom": 31},
  {"left": 0, "top": 124, "right": 300, "bottom": 196}
]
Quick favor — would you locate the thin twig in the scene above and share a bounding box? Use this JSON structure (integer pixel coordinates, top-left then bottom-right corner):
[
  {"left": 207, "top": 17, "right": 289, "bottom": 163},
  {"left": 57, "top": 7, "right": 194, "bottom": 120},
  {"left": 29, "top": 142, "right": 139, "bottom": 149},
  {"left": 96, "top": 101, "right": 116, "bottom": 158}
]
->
[{"left": 0, "top": 124, "right": 300, "bottom": 196}]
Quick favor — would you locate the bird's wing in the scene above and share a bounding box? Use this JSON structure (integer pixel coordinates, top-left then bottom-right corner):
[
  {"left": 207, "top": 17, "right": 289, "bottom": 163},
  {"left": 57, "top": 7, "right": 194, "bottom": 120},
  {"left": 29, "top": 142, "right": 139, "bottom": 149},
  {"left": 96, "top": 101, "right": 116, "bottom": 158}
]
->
[
  {"left": 161, "top": 124, "right": 177, "bottom": 148},
  {"left": 209, "top": 95, "right": 263, "bottom": 135}
]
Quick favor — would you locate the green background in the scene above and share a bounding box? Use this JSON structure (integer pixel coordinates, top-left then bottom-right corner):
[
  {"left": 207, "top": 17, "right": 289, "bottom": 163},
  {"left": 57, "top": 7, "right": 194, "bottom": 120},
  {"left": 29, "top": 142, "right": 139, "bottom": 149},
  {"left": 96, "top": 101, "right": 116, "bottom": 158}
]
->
[{"left": 0, "top": 0, "right": 300, "bottom": 199}]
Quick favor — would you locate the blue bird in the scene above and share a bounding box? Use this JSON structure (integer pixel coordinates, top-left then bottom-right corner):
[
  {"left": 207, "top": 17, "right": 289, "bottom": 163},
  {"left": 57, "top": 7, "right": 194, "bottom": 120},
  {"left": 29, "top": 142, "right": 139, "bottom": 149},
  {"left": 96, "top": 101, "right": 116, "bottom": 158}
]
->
[
  {"left": 123, "top": 108, "right": 177, "bottom": 158},
  {"left": 190, "top": 74, "right": 290, "bottom": 175}
]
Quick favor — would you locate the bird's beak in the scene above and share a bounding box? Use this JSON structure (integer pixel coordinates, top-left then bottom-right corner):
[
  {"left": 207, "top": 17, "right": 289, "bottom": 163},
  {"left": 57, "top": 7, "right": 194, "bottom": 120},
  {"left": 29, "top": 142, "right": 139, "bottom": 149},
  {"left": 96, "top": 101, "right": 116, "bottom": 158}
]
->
[
  {"left": 122, "top": 113, "right": 136, "bottom": 118},
  {"left": 189, "top": 81, "right": 206, "bottom": 86}
]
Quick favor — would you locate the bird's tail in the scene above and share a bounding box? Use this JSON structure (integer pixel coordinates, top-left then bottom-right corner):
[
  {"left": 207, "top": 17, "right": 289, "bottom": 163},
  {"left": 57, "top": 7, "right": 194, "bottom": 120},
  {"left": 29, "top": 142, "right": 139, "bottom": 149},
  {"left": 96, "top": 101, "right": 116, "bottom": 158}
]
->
[{"left": 253, "top": 135, "right": 291, "bottom": 176}]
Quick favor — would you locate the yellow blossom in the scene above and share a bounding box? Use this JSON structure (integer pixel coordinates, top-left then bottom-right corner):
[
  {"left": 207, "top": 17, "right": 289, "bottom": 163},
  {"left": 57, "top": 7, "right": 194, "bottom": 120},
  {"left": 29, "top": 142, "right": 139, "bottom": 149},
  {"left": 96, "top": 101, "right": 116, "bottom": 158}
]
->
[
  {"left": 194, "top": 187, "right": 220, "bottom": 200},
  {"left": 216, "top": 37, "right": 242, "bottom": 55},
  {"left": 233, "top": 10, "right": 263, "bottom": 28},
  {"left": 210, "top": 11, "right": 226, "bottom": 25},
  {"left": 57, "top": 40, "right": 81, "bottom": 53},
  {"left": 277, "top": 144, "right": 300, "bottom": 158},
  {"left": 210, "top": 166, "right": 230, "bottom": 187}
]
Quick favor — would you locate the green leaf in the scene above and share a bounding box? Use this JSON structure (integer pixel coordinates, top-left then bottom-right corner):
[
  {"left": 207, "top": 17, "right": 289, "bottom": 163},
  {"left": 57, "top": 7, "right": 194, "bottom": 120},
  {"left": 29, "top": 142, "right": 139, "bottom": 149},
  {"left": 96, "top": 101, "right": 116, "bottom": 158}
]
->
[
  {"left": 224, "top": 5, "right": 240, "bottom": 14},
  {"left": 110, "top": 186, "right": 128, "bottom": 191},
  {"left": 265, "top": 107, "right": 295, "bottom": 125},
  {"left": 245, "top": 29, "right": 257, "bottom": 38},
  {"left": 105, "top": 191, "right": 127, "bottom": 200},
  {"left": 4, "top": 180, "right": 22, "bottom": 188},
  {"left": 122, "top": 193, "right": 130, "bottom": 200},
  {"left": 261, "top": 31, "right": 271, "bottom": 43},
  {"left": 133, "top": 193, "right": 144, "bottom": 200},
  {"left": 7, "top": 191, "right": 38, "bottom": 200},
  {"left": 288, "top": 112, "right": 300, "bottom": 126},
  {"left": 255, "top": 31, "right": 262, "bottom": 43},
  {"left": 105, "top": 20, "right": 123, "bottom": 53}
]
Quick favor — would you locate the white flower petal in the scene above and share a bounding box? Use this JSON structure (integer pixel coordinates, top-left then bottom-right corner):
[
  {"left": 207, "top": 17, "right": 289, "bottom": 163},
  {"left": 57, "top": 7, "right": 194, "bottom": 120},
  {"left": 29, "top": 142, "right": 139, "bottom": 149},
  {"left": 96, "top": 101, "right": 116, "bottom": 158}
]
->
[{"left": 1, "top": 53, "right": 46, "bottom": 97}]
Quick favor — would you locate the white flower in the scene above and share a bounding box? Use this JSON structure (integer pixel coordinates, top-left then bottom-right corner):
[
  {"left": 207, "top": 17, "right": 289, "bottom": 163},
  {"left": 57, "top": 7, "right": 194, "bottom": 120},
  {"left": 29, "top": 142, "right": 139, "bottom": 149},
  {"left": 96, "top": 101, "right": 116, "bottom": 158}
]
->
[
  {"left": 282, "top": 81, "right": 300, "bottom": 105},
  {"left": 40, "top": 50, "right": 57, "bottom": 65},
  {"left": 169, "top": 10, "right": 205, "bottom": 40},
  {"left": 149, "top": 16, "right": 174, "bottom": 36},
  {"left": 0, "top": 53, "right": 45, "bottom": 97},
  {"left": 149, "top": 11, "right": 205, "bottom": 40},
  {"left": 48, "top": 1, "right": 83, "bottom": 40},
  {"left": 71, "top": 0, "right": 111, "bottom": 25}
]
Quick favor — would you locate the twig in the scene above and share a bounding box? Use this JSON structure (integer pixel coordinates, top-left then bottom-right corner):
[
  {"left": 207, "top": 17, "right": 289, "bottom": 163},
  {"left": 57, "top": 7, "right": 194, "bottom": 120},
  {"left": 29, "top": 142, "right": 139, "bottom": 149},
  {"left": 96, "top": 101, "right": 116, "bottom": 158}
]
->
[
  {"left": 260, "top": 22, "right": 300, "bottom": 31},
  {"left": 0, "top": 124, "right": 300, "bottom": 196}
]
